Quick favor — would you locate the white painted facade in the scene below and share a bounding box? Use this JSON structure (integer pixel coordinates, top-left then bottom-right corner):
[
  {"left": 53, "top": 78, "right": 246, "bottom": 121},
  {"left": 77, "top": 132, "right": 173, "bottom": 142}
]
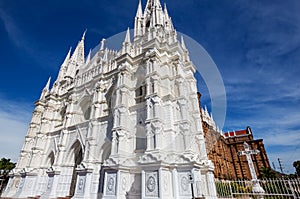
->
[{"left": 2, "top": 0, "right": 217, "bottom": 198}]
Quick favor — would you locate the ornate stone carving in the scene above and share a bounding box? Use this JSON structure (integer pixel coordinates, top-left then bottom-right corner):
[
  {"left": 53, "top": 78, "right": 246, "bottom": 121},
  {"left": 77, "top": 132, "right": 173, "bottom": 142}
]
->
[
  {"left": 107, "top": 177, "right": 114, "bottom": 191},
  {"left": 181, "top": 176, "right": 188, "bottom": 191},
  {"left": 145, "top": 171, "right": 158, "bottom": 197},
  {"left": 178, "top": 172, "right": 191, "bottom": 196},
  {"left": 146, "top": 176, "right": 156, "bottom": 192},
  {"left": 105, "top": 173, "right": 116, "bottom": 196},
  {"left": 76, "top": 176, "right": 86, "bottom": 194}
]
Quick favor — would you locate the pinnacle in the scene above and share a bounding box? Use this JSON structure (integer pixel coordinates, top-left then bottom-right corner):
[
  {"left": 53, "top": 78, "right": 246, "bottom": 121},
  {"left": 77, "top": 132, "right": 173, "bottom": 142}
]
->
[
  {"left": 181, "top": 36, "right": 187, "bottom": 51},
  {"left": 124, "top": 28, "right": 131, "bottom": 43},
  {"left": 45, "top": 76, "right": 51, "bottom": 91},
  {"left": 82, "top": 29, "right": 87, "bottom": 41},
  {"left": 136, "top": 0, "right": 143, "bottom": 18}
]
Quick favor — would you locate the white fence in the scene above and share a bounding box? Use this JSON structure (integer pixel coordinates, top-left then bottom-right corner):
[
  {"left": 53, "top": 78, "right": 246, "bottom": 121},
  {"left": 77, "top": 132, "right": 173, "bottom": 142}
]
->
[{"left": 215, "top": 178, "right": 300, "bottom": 198}]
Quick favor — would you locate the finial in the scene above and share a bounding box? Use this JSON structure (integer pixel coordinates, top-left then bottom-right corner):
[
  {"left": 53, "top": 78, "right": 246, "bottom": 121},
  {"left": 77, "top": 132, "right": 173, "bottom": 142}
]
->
[
  {"left": 164, "top": 3, "right": 169, "bottom": 18},
  {"left": 100, "top": 38, "right": 106, "bottom": 51},
  {"left": 124, "top": 28, "right": 131, "bottom": 43},
  {"left": 181, "top": 35, "right": 187, "bottom": 50},
  {"left": 136, "top": 0, "right": 143, "bottom": 17},
  {"left": 82, "top": 29, "right": 87, "bottom": 41},
  {"left": 45, "top": 76, "right": 51, "bottom": 91},
  {"left": 62, "top": 47, "right": 72, "bottom": 66},
  {"left": 40, "top": 77, "right": 51, "bottom": 100},
  {"left": 86, "top": 49, "right": 92, "bottom": 63}
]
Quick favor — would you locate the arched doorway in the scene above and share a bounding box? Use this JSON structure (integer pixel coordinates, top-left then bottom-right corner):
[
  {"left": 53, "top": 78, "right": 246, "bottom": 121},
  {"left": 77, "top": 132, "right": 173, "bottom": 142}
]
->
[{"left": 69, "top": 141, "right": 83, "bottom": 197}]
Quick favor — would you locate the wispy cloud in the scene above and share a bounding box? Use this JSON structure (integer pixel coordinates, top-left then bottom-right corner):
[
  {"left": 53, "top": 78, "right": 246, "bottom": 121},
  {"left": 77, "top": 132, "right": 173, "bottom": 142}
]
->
[
  {"left": 0, "top": 96, "right": 32, "bottom": 162},
  {"left": 0, "top": 7, "right": 28, "bottom": 50},
  {"left": 0, "top": 6, "right": 60, "bottom": 71}
]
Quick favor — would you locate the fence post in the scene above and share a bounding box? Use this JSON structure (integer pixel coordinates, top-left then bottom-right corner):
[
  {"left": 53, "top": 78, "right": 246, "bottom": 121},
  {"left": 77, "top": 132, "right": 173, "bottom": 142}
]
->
[
  {"left": 288, "top": 179, "right": 297, "bottom": 199},
  {"left": 228, "top": 180, "right": 234, "bottom": 199},
  {"left": 252, "top": 179, "right": 265, "bottom": 199}
]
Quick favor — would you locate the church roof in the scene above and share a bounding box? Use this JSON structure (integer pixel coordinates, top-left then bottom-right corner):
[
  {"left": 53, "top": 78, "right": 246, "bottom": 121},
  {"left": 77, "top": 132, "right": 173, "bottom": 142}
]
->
[{"left": 224, "top": 127, "right": 252, "bottom": 138}]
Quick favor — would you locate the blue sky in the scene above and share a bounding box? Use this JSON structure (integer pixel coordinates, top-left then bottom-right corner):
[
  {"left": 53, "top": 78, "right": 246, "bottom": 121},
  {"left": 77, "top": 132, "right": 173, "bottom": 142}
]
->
[{"left": 0, "top": 0, "right": 300, "bottom": 174}]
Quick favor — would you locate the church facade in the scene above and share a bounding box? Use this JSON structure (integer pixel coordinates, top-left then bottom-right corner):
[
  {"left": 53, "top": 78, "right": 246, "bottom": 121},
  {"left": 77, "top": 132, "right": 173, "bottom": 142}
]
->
[{"left": 2, "top": 0, "right": 217, "bottom": 198}]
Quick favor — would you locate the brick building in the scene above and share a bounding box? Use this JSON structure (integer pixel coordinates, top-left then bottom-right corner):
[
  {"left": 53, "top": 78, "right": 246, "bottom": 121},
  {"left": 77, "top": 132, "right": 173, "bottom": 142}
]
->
[{"left": 198, "top": 93, "right": 271, "bottom": 180}]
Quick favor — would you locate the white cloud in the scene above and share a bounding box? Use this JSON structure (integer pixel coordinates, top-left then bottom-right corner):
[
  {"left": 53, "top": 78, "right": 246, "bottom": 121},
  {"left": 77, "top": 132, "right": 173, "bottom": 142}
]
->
[
  {"left": 0, "top": 7, "right": 24, "bottom": 48},
  {"left": 0, "top": 97, "right": 32, "bottom": 162}
]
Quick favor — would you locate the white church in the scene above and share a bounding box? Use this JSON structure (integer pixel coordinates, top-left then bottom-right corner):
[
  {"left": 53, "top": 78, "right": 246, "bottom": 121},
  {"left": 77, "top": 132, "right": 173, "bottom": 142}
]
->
[{"left": 2, "top": 0, "right": 217, "bottom": 198}]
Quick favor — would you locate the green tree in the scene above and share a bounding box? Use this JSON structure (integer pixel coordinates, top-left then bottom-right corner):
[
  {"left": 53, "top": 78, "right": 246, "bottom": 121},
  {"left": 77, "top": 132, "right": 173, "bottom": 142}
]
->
[
  {"left": 259, "top": 167, "right": 276, "bottom": 179},
  {"left": 293, "top": 160, "right": 300, "bottom": 176},
  {"left": 0, "top": 158, "right": 15, "bottom": 177},
  {"left": 0, "top": 158, "right": 16, "bottom": 192}
]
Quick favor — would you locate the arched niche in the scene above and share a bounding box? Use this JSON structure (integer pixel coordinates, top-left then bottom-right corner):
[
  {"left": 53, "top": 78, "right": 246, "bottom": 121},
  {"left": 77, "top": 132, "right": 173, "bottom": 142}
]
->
[
  {"left": 44, "top": 151, "right": 55, "bottom": 168},
  {"left": 67, "top": 140, "right": 84, "bottom": 197},
  {"left": 78, "top": 96, "right": 92, "bottom": 121}
]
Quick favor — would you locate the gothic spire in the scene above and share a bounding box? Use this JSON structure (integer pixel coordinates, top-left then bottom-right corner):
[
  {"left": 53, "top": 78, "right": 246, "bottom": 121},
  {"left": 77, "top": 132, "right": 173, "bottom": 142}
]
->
[
  {"left": 62, "top": 47, "right": 71, "bottom": 67},
  {"left": 40, "top": 77, "right": 51, "bottom": 100},
  {"left": 181, "top": 36, "right": 187, "bottom": 51},
  {"left": 181, "top": 35, "right": 190, "bottom": 61},
  {"left": 164, "top": 3, "right": 169, "bottom": 19},
  {"left": 136, "top": 0, "right": 143, "bottom": 18},
  {"left": 70, "top": 30, "right": 86, "bottom": 65},
  {"left": 122, "top": 28, "right": 131, "bottom": 54},
  {"left": 86, "top": 49, "right": 92, "bottom": 64},
  {"left": 54, "top": 47, "right": 72, "bottom": 83},
  {"left": 144, "top": 0, "right": 164, "bottom": 27},
  {"left": 44, "top": 76, "right": 51, "bottom": 91},
  {"left": 134, "top": 0, "right": 143, "bottom": 38},
  {"left": 64, "top": 31, "right": 86, "bottom": 79},
  {"left": 124, "top": 28, "right": 131, "bottom": 44}
]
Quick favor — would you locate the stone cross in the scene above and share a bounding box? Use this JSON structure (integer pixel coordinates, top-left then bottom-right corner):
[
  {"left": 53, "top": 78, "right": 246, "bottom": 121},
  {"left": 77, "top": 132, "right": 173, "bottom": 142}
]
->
[
  {"left": 237, "top": 142, "right": 260, "bottom": 180},
  {"left": 237, "top": 142, "right": 265, "bottom": 197}
]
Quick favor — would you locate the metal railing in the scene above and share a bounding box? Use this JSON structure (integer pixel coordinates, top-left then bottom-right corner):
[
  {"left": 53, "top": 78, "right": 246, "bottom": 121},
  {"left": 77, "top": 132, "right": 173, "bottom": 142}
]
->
[
  {"left": 216, "top": 178, "right": 300, "bottom": 198},
  {"left": 0, "top": 178, "right": 4, "bottom": 195}
]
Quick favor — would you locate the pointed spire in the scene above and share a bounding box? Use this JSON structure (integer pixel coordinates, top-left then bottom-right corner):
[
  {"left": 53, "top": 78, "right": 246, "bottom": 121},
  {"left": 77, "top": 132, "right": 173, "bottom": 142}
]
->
[
  {"left": 124, "top": 28, "right": 131, "bottom": 44},
  {"left": 204, "top": 105, "right": 208, "bottom": 113},
  {"left": 181, "top": 35, "right": 190, "bottom": 61},
  {"left": 136, "top": 0, "right": 143, "bottom": 18},
  {"left": 164, "top": 3, "right": 169, "bottom": 19},
  {"left": 40, "top": 77, "right": 51, "bottom": 100},
  {"left": 122, "top": 28, "right": 132, "bottom": 54},
  {"left": 56, "top": 48, "right": 72, "bottom": 82},
  {"left": 63, "top": 31, "right": 86, "bottom": 79},
  {"left": 86, "top": 49, "right": 92, "bottom": 63},
  {"left": 44, "top": 76, "right": 51, "bottom": 91},
  {"left": 82, "top": 29, "right": 87, "bottom": 41},
  {"left": 134, "top": 0, "right": 143, "bottom": 38},
  {"left": 153, "top": 0, "right": 162, "bottom": 7},
  {"left": 181, "top": 36, "right": 187, "bottom": 51},
  {"left": 62, "top": 47, "right": 71, "bottom": 67},
  {"left": 144, "top": 0, "right": 163, "bottom": 26},
  {"left": 70, "top": 30, "right": 86, "bottom": 65}
]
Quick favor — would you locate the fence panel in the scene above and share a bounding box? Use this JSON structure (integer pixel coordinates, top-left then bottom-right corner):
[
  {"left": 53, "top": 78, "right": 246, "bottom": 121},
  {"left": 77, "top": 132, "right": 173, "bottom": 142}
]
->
[{"left": 216, "top": 178, "right": 300, "bottom": 199}]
